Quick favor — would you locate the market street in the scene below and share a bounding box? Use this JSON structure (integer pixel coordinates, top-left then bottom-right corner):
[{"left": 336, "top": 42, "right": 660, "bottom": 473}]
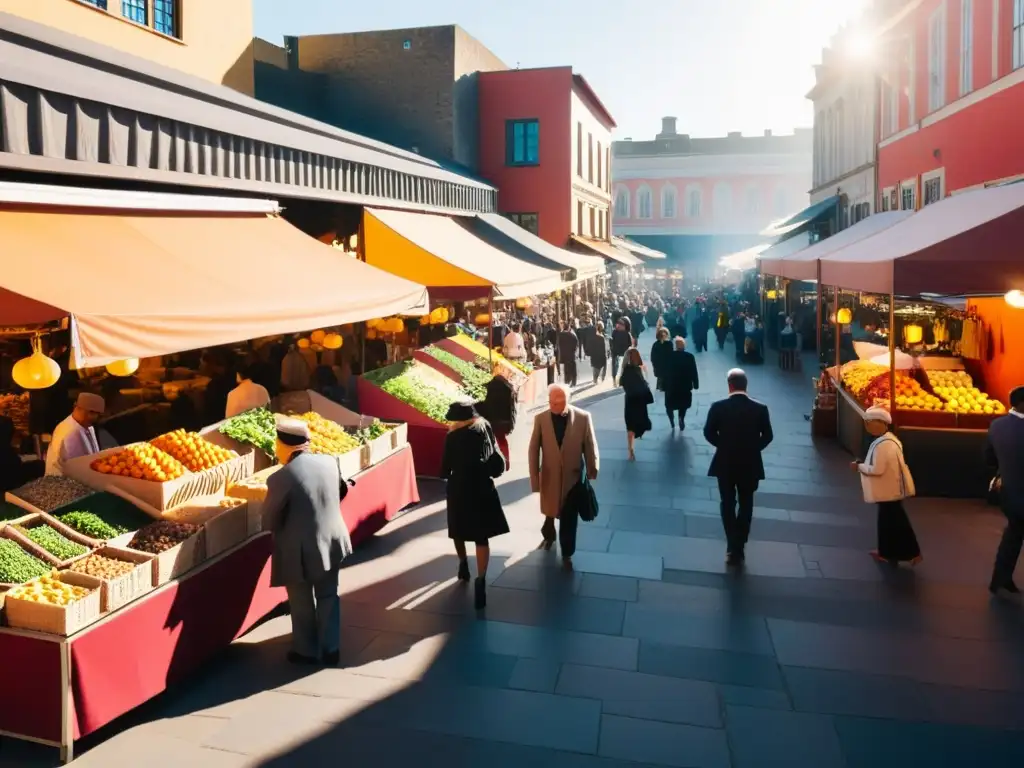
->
[{"left": 3, "top": 333, "right": 1024, "bottom": 768}]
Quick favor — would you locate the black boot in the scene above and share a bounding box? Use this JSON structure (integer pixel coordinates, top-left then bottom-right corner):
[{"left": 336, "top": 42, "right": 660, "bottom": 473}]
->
[
  {"left": 474, "top": 577, "right": 486, "bottom": 609},
  {"left": 457, "top": 558, "right": 470, "bottom": 582}
]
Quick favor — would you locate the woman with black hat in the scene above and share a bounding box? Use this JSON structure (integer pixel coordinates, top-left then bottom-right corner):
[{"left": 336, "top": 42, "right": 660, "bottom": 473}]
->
[{"left": 440, "top": 399, "right": 509, "bottom": 609}]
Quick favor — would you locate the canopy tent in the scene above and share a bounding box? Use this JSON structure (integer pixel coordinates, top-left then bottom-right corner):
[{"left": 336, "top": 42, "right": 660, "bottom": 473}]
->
[
  {"left": 612, "top": 236, "right": 666, "bottom": 260},
  {"left": 819, "top": 183, "right": 1024, "bottom": 295},
  {"left": 570, "top": 235, "right": 644, "bottom": 267},
  {"left": 756, "top": 235, "right": 811, "bottom": 277},
  {"left": 719, "top": 243, "right": 771, "bottom": 272},
  {"left": 761, "top": 195, "right": 840, "bottom": 239},
  {"left": 0, "top": 185, "right": 429, "bottom": 368},
  {"left": 362, "top": 208, "right": 564, "bottom": 300},
  {"left": 468, "top": 213, "right": 605, "bottom": 283}
]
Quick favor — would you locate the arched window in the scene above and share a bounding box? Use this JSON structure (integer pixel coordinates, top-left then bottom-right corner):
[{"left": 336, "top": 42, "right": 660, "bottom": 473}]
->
[
  {"left": 745, "top": 184, "right": 760, "bottom": 215},
  {"left": 772, "top": 186, "right": 789, "bottom": 217},
  {"left": 685, "top": 185, "right": 703, "bottom": 217},
  {"left": 637, "top": 185, "right": 653, "bottom": 219},
  {"left": 661, "top": 184, "right": 677, "bottom": 218},
  {"left": 614, "top": 186, "right": 630, "bottom": 219},
  {"left": 712, "top": 183, "right": 732, "bottom": 218}
]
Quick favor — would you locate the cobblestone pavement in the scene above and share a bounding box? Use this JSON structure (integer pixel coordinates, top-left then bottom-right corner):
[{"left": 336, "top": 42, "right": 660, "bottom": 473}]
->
[{"left": 4, "top": 331, "right": 1024, "bottom": 768}]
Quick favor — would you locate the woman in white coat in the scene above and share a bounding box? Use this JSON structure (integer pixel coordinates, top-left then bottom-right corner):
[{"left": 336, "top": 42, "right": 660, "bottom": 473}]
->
[{"left": 853, "top": 407, "right": 922, "bottom": 566}]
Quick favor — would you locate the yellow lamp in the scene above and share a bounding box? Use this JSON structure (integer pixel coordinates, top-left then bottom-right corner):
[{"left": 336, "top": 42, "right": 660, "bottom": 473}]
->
[
  {"left": 310, "top": 329, "right": 326, "bottom": 345},
  {"left": 1006, "top": 290, "right": 1024, "bottom": 309},
  {"left": 383, "top": 318, "right": 405, "bottom": 334},
  {"left": 105, "top": 358, "right": 140, "bottom": 377},
  {"left": 515, "top": 297, "right": 533, "bottom": 310},
  {"left": 905, "top": 323, "right": 923, "bottom": 344},
  {"left": 419, "top": 315, "right": 432, "bottom": 325},
  {"left": 12, "top": 337, "right": 61, "bottom": 390},
  {"left": 366, "top": 318, "right": 381, "bottom": 330},
  {"left": 474, "top": 313, "right": 491, "bottom": 326},
  {"left": 366, "top": 328, "right": 377, "bottom": 340},
  {"left": 765, "top": 289, "right": 778, "bottom": 300},
  {"left": 836, "top": 307, "right": 852, "bottom": 325},
  {"left": 297, "top": 338, "right": 311, "bottom": 349},
  {"left": 323, "top": 333, "right": 343, "bottom": 350}
]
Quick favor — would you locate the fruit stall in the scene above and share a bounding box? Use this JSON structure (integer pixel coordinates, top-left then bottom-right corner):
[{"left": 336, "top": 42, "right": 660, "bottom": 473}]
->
[{"left": 434, "top": 333, "right": 543, "bottom": 404}]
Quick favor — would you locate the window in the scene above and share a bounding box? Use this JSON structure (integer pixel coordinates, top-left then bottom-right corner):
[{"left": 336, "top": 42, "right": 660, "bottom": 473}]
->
[
  {"left": 577, "top": 201, "right": 585, "bottom": 234},
  {"left": 505, "top": 213, "right": 539, "bottom": 235},
  {"left": 901, "top": 181, "right": 916, "bottom": 211},
  {"left": 121, "top": 0, "right": 147, "bottom": 24},
  {"left": 686, "top": 186, "right": 702, "bottom": 217},
  {"left": 928, "top": 5, "right": 946, "bottom": 111},
  {"left": 597, "top": 142, "right": 602, "bottom": 189},
  {"left": 589, "top": 207, "right": 596, "bottom": 236},
  {"left": 153, "top": 0, "right": 179, "bottom": 37},
  {"left": 661, "top": 185, "right": 677, "bottom": 218},
  {"left": 713, "top": 183, "right": 732, "bottom": 218},
  {"left": 922, "top": 170, "right": 945, "bottom": 205},
  {"left": 587, "top": 133, "right": 594, "bottom": 183},
  {"left": 576, "top": 123, "right": 583, "bottom": 177},
  {"left": 605, "top": 148, "right": 611, "bottom": 191},
  {"left": 599, "top": 210, "right": 605, "bottom": 239},
  {"left": 614, "top": 186, "right": 630, "bottom": 218},
  {"left": 745, "top": 185, "right": 760, "bottom": 215},
  {"left": 880, "top": 187, "right": 892, "bottom": 211},
  {"left": 637, "top": 186, "right": 653, "bottom": 219},
  {"left": 1016, "top": 0, "right": 1024, "bottom": 70},
  {"left": 80, "top": 0, "right": 107, "bottom": 8},
  {"left": 960, "top": 0, "right": 973, "bottom": 95},
  {"left": 506, "top": 119, "right": 539, "bottom": 166}
]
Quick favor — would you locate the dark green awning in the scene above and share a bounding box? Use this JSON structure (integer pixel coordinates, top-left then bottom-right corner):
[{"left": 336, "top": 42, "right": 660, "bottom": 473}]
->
[{"left": 760, "top": 195, "right": 840, "bottom": 238}]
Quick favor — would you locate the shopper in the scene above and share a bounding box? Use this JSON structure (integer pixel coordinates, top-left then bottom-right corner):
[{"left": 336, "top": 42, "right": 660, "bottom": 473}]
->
[
  {"left": 620, "top": 348, "right": 653, "bottom": 461},
  {"left": 649, "top": 326, "right": 673, "bottom": 392},
  {"left": 502, "top": 322, "right": 526, "bottom": 361},
  {"left": 663, "top": 337, "right": 699, "bottom": 432},
  {"left": 610, "top": 319, "right": 633, "bottom": 383},
  {"left": 441, "top": 400, "right": 509, "bottom": 609},
  {"left": 557, "top": 321, "right": 579, "bottom": 386},
  {"left": 985, "top": 385, "right": 1024, "bottom": 595},
  {"left": 703, "top": 368, "right": 774, "bottom": 565},
  {"left": 853, "top": 407, "right": 922, "bottom": 567},
  {"left": 529, "top": 383, "right": 600, "bottom": 569},
  {"left": 475, "top": 367, "right": 517, "bottom": 468},
  {"left": 45, "top": 393, "right": 105, "bottom": 476},
  {"left": 261, "top": 416, "right": 353, "bottom": 666},
  {"left": 588, "top": 321, "right": 609, "bottom": 383},
  {"left": 225, "top": 364, "right": 271, "bottom": 419}
]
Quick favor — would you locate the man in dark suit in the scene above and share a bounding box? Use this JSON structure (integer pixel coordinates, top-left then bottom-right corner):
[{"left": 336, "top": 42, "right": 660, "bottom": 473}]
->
[
  {"left": 557, "top": 321, "right": 579, "bottom": 387},
  {"left": 986, "top": 385, "right": 1024, "bottom": 596},
  {"left": 703, "top": 368, "right": 774, "bottom": 565}
]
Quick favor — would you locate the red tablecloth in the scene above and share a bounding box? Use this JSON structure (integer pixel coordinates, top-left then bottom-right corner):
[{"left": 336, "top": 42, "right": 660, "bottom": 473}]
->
[{"left": 0, "top": 446, "right": 421, "bottom": 751}]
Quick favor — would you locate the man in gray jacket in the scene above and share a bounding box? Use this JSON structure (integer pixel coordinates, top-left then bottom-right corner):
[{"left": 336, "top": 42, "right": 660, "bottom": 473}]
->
[
  {"left": 262, "top": 416, "right": 353, "bottom": 664},
  {"left": 987, "top": 385, "right": 1024, "bottom": 596}
]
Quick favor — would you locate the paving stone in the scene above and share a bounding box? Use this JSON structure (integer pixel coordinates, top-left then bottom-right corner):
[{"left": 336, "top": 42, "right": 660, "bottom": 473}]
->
[
  {"left": 556, "top": 664, "right": 721, "bottom": 727},
  {"left": 491, "top": 563, "right": 583, "bottom": 594},
  {"left": 508, "top": 658, "right": 562, "bottom": 693},
  {"left": 518, "top": 549, "right": 663, "bottom": 580},
  {"left": 610, "top": 531, "right": 806, "bottom": 578},
  {"left": 726, "top": 706, "right": 844, "bottom": 767},
  {"left": 607, "top": 504, "right": 688, "bottom": 536},
  {"left": 717, "top": 684, "right": 792, "bottom": 710},
  {"left": 597, "top": 714, "right": 731, "bottom": 768},
  {"left": 624, "top": 603, "right": 774, "bottom": 655},
  {"left": 639, "top": 641, "right": 786, "bottom": 690},
  {"left": 454, "top": 620, "right": 639, "bottom": 670},
  {"left": 578, "top": 573, "right": 639, "bottom": 602}
]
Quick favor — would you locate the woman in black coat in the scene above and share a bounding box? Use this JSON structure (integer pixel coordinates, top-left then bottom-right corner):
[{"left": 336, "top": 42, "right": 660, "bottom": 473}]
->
[
  {"left": 620, "top": 348, "right": 653, "bottom": 460},
  {"left": 649, "top": 327, "right": 673, "bottom": 392},
  {"left": 440, "top": 400, "right": 509, "bottom": 609},
  {"left": 475, "top": 371, "right": 517, "bottom": 468},
  {"left": 662, "top": 337, "right": 699, "bottom": 432}
]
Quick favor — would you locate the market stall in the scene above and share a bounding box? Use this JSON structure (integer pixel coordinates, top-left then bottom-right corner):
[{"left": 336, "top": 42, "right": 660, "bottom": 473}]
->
[{"left": 811, "top": 184, "right": 1024, "bottom": 497}]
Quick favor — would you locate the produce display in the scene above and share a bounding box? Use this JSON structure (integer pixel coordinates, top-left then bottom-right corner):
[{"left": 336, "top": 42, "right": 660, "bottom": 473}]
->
[
  {"left": 353, "top": 418, "right": 394, "bottom": 445},
  {"left": 128, "top": 520, "right": 199, "bottom": 554},
  {"left": 56, "top": 494, "right": 152, "bottom": 540},
  {"left": 839, "top": 361, "right": 887, "bottom": 399},
  {"left": 91, "top": 444, "right": 186, "bottom": 482},
  {"left": 0, "top": 539, "right": 52, "bottom": 584},
  {"left": 363, "top": 362, "right": 463, "bottom": 423},
  {"left": 68, "top": 553, "right": 138, "bottom": 580},
  {"left": 218, "top": 407, "right": 276, "bottom": 457},
  {"left": 149, "top": 429, "right": 238, "bottom": 472},
  {"left": 292, "top": 412, "right": 361, "bottom": 455},
  {"left": 9, "top": 476, "right": 94, "bottom": 513},
  {"left": 926, "top": 371, "right": 1006, "bottom": 415},
  {"left": 6, "top": 572, "right": 93, "bottom": 605},
  {"left": 0, "top": 392, "right": 29, "bottom": 437},
  {"left": 422, "top": 346, "right": 489, "bottom": 399},
  {"left": 449, "top": 333, "right": 532, "bottom": 376},
  {"left": 18, "top": 524, "right": 89, "bottom": 562}
]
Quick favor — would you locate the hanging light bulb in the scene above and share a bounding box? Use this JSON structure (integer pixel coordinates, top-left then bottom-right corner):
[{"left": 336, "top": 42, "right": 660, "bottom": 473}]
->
[
  {"left": 836, "top": 307, "right": 852, "bottom": 325},
  {"left": 296, "top": 338, "right": 311, "bottom": 349},
  {"left": 322, "top": 333, "right": 343, "bottom": 350},
  {"left": 310, "top": 329, "right": 327, "bottom": 345},
  {"left": 904, "top": 324, "right": 923, "bottom": 345},
  {"left": 105, "top": 358, "right": 140, "bottom": 377},
  {"left": 1005, "top": 290, "right": 1024, "bottom": 309},
  {"left": 12, "top": 337, "right": 61, "bottom": 390}
]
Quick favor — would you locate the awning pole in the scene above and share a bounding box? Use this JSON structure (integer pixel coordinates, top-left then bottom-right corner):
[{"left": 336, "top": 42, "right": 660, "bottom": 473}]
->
[
  {"left": 833, "top": 286, "right": 841, "bottom": 374},
  {"left": 889, "top": 292, "right": 897, "bottom": 426},
  {"left": 815, "top": 263, "right": 823, "bottom": 359},
  {"left": 488, "top": 289, "right": 494, "bottom": 367}
]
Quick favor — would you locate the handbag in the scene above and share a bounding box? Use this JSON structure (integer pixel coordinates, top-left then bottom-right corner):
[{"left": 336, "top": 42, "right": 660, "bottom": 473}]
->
[{"left": 563, "top": 475, "right": 599, "bottom": 523}]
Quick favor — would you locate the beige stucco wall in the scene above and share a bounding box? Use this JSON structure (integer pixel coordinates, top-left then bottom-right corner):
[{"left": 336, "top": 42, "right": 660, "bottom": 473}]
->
[{"left": 0, "top": 0, "right": 255, "bottom": 94}]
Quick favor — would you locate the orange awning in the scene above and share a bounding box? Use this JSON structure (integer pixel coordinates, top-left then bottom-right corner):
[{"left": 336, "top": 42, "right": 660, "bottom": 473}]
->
[
  {"left": 570, "top": 235, "right": 644, "bottom": 267},
  {"left": 1, "top": 206, "right": 428, "bottom": 367}
]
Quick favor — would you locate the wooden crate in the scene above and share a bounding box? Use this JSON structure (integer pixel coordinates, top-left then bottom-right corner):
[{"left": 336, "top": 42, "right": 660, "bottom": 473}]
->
[
  {"left": 64, "top": 546, "right": 155, "bottom": 612},
  {"left": 226, "top": 466, "right": 280, "bottom": 537},
  {"left": 4, "top": 571, "right": 103, "bottom": 636},
  {"left": 111, "top": 528, "right": 206, "bottom": 587},
  {"left": 364, "top": 431, "right": 395, "bottom": 467},
  {"left": 1, "top": 513, "right": 99, "bottom": 569},
  {"left": 389, "top": 421, "right": 409, "bottom": 451},
  {"left": 203, "top": 501, "right": 249, "bottom": 559}
]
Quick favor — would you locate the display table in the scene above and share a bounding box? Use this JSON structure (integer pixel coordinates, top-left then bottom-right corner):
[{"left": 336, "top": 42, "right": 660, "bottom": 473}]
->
[
  {"left": 0, "top": 446, "right": 420, "bottom": 762},
  {"left": 356, "top": 377, "right": 446, "bottom": 478}
]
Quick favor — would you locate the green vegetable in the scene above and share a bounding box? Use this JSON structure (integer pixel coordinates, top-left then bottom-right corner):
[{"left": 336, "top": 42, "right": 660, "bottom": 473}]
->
[
  {"left": 0, "top": 539, "right": 52, "bottom": 584},
  {"left": 18, "top": 525, "right": 88, "bottom": 561},
  {"left": 353, "top": 418, "right": 394, "bottom": 444},
  {"left": 422, "top": 347, "right": 489, "bottom": 400},
  {"left": 363, "top": 362, "right": 461, "bottom": 423},
  {"left": 54, "top": 493, "right": 151, "bottom": 539},
  {"left": 219, "top": 407, "right": 276, "bottom": 457}
]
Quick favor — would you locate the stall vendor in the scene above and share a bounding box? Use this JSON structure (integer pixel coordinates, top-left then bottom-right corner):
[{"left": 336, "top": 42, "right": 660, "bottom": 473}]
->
[
  {"left": 45, "top": 393, "right": 105, "bottom": 476},
  {"left": 225, "top": 365, "right": 271, "bottom": 419}
]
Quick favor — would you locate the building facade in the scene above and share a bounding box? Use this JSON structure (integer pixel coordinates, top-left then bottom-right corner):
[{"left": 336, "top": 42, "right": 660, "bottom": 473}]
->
[
  {"left": 875, "top": 0, "right": 1024, "bottom": 208},
  {"left": 612, "top": 119, "right": 812, "bottom": 271},
  {"left": 477, "top": 67, "right": 616, "bottom": 248}
]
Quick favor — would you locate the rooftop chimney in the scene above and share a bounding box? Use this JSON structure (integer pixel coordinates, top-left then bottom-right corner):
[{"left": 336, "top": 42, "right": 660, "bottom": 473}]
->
[
  {"left": 657, "top": 116, "right": 678, "bottom": 138},
  {"left": 764, "top": 129, "right": 773, "bottom": 137}
]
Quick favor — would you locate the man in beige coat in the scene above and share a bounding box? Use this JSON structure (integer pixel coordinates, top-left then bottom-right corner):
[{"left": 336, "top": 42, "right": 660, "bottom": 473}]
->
[{"left": 529, "top": 383, "right": 600, "bottom": 568}]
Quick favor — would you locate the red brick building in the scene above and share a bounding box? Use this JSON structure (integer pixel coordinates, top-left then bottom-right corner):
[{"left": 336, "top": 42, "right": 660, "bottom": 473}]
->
[
  {"left": 477, "top": 67, "right": 617, "bottom": 248},
  {"left": 876, "top": 0, "right": 1024, "bottom": 207}
]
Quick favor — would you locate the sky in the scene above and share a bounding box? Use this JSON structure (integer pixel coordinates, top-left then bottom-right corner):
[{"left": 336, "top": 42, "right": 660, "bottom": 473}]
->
[{"left": 254, "top": 0, "right": 868, "bottom": 141}]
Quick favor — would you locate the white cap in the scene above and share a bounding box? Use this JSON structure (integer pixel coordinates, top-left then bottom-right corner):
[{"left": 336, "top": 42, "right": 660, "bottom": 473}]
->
[
  {"left": 275, "top": 414, "right": 311, "bottom": 444},
  {"left": 76, "top": 392, "right": 105, "bottom": 413},
  {"left": 863, "top": 406, "right": 892, "bottom": 425}
]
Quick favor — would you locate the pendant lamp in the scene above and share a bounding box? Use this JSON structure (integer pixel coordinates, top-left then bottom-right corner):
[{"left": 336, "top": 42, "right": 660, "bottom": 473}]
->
[
  {"left": 836, "top": 307, "right": 852, "bottom": 325},
  {"left": 1006, "top": 290, "right": 1024, "bottom": 309},
  {"left": 323, "top": 333, "right": 343, "bottom": 350},
  {"left": 105, "top": 358, "right": 140, "bottom": 377},
  {"left": 12, "top": 337, "right": 61, "bottom": 390}
]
